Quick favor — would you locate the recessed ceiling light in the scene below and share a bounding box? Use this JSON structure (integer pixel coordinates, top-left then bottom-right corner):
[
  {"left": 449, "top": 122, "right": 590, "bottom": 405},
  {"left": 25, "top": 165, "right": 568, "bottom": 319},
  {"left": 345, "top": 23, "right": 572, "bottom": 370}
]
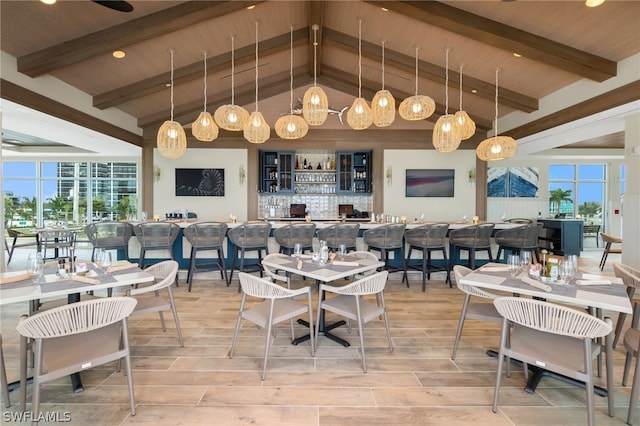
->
[
  {"left": 381, "top": 7, "right": 388, "bottom": 12},
  {"left": 41, "top": 0, "right": 56, "bottom": 5},
  {"left": 471, "top": 89, "right": 478, "bottom": 94},
  {"left": 246, "top": 4, "right": 256, "bottom": 10},
  {"left": 585, "top": 0, "right": 606, "bottom": 7},
  {"left": 513, "top": 52, "right": 522, "bottom": 58},
  {"left": 113, "top": 50, "right": 126, "bottom": 59}
]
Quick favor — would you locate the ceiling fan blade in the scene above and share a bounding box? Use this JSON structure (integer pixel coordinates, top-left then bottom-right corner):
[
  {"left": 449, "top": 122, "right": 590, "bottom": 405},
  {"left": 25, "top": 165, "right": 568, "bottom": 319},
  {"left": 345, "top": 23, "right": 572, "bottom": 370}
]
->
[{"left": 91, "top": 1, "right": 134, "bottom": 13}]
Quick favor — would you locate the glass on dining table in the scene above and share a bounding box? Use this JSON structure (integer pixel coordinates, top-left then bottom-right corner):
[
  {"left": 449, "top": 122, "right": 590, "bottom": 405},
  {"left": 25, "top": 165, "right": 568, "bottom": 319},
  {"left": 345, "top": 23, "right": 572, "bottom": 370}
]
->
[
  {"left": 95, "top": 249, "right": 112, "bottom": 274},
  {"left": 337, "top": 243, "right": 347, "bottom": 261},
  {"left": 293, "top": 243, "right": 303, "bottom": 260},
  {"left": 507, "top": 254, "right": 520, "bottom": 277},
  {"left": 519, "top": 251, "right": 532, "bottom": 268},
  {"left": 559, "top": 260, "right": 574, "bottom": 282},
  {"left": 27, "top": 252, "right": 44, "bottom": 284}
]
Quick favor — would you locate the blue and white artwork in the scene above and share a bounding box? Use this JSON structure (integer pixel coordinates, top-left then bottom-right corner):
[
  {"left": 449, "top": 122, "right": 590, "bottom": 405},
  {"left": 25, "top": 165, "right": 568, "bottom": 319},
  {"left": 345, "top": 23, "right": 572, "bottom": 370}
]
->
[{"left": 488, "top": 167, "right": 539, "bottom": 198}]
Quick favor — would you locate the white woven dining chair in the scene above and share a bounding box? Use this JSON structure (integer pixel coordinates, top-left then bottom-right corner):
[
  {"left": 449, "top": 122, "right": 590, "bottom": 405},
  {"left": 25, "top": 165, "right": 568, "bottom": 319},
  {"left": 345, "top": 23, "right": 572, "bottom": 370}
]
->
[
  {"left": 230, "top": 272, "right": 314, "bottom": 380},
  {"left": 17, "top": 297, "right": 138, "bottom": 423},
  {"left": 492, "top": 297, "right": 614, "bottom": 426}
]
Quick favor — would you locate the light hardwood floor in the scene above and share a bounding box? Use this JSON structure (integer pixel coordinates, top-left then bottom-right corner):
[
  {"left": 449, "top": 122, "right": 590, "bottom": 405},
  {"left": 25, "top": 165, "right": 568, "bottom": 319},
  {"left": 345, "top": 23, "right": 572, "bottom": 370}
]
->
[{"left": 1, "top": 247, "right": 636, "bottom": 425}]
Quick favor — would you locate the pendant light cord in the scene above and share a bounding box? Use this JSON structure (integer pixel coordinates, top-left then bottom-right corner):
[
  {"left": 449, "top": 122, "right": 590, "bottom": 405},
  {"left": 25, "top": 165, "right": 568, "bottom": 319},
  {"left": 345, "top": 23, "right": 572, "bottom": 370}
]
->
[
  {"left": 170, "top": 48, "right": 175, "bottom": 121},
  {"left": 459, "top": 65, "right": 463, "bottom": 111},
  {"left": 289, "top": 26, "right": 293, "bottom": 112},
  {"left": 254, "top": 21, "right": 259, "bottom": 112},
  {"left": 414, "top": 47, "right": 419, "bottom": 96},
  {"left": 231, "top": 36, "right": 235, "bottom": 105},
  {"left": 381, "top": 40, "right": 385, "bottom": 90},
  {"left": 444, "top": 48, "right": 450, "bottom": 115},
  {"left": 494, "top": 68, "right": 499, "bottom": 135},
  {"left": 357, "top": 19, "right": 362, "bottom": 98},
  {"left": 313, "top": 25, "right": 318, "bottom": 87},
  {"left": 203, "top": 51, "right": 208, "bottom": 112}
]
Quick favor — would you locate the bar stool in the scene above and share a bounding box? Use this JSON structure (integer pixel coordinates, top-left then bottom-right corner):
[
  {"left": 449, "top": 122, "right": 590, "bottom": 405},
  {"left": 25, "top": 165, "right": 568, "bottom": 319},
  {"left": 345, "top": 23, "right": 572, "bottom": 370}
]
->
[
  {"left": 226, "top": 222, "right": 272, "bottom": 287},
  {"left": 274, "top": 223, "right": 316, "bottom": 255},
  {"left": 449, "top": 223, "right": 494, "bottom": 270},
  {"left": 363, "top": 223, "right": 407, "bottom": 284},
  {"left": 494, "top": 222, "right": 542, "bottom": 263},
  {"left": 404, "top": 223, "right": 450, "bottom": 291},
  {"left": 134, "top": 222, "right": 181, "bottom": 269},
  {"left": 183, "top": 222, "right": 228, "bottom": 292},
  {"left": 85, "top": 221, "right": 134, "bottom": 262},
  {"left": 316, "top": 223, "right": 359, "bottom": 252}
]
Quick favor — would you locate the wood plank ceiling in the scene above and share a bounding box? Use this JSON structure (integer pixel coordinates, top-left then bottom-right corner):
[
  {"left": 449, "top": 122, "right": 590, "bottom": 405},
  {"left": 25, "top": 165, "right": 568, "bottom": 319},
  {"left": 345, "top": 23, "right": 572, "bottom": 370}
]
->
[{"left": 1, "top": 0, "right": 638, "bottom": 149}]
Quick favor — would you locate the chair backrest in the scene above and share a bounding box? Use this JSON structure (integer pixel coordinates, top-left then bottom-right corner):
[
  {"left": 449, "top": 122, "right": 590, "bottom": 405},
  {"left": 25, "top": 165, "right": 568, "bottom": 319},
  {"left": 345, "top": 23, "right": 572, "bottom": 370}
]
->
[
  {"left": 85, "top": 222, "right": 133, "bottom": 247},
  {"left": 613, "top": 262, "right": 640, "bottom": 290},
  {"left": 453, "top": 265, "right": 497, "bottom": 299},
  {"left": 317, "top": 223, "right": 359, "bottom": 248},
  {"left": 129, "top": 260, "right": 178, "bottom": 295},
  {"left": 274, "top": 223, "right": 316, "bottom": 248},
  {"left": 493, "top": 297, "right": 612, "bottom": 339},
  {"left": 183, "top": 222, "right": 228, "bottom": 249},
  {"left": 505, "top": 218, "right": 533, "bottom": 224},
  {"left": 601, "top": 232, "right": 622, "bottom": 244},
  {"left": 363, "top": 224, "right": 406, "bottom": 249},
  {"left": 134, "top": 222, "right": 180, "bottom": 248},
  {"left": 40, "top": 229, "right": 76, "bottom": 245},
  {"left": 238, "top": 272, "right": 308, "bottom": 299},
  {"left": 325, "top": 270, "right": 388, "bottom": 296},
  {"left": 261, "top": 253, "right": 290, "bottom": 284},
  {"left": 228, "top": 222, "right": 271, "bottom": 248},
  {"left": 404, "top": 223, "right": 448, "bottom": 248},
  {"left": 449, "top": 223, "right": 494, "bottom": 248},
  {"left": 16, "top": 297, "right": 137, "bottom": 339}
]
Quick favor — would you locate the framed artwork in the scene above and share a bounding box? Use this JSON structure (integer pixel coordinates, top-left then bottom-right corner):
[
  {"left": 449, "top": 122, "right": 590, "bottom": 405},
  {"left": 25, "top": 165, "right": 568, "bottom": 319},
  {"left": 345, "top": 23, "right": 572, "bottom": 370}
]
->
[
  {"left": 488, "top": 166, "right": 539, "bottom": 198},
  {"left": 175, "top": 168, "right": 225, "bottom": 196},
  {"left": 405, "top": 169, "right": 455, "bottom": 197}
]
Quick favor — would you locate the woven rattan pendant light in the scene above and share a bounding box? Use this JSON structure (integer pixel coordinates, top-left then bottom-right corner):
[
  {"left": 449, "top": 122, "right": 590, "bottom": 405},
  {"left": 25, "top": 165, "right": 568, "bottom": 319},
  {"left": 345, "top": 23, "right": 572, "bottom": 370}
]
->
[
  {"left": 432, "top": 49, "right": 462, "bottom": 152},
  {"left": 372, "top": 40, "right": 395, "bottom": 128},
  {"left": 476, "top": 69, "right": 517, "bottom": 161},
  {"left": 244, "top": 21, "right": 270, "bottom": 144},
  {"left": 214, "top": 36, "right": 249, "bottom": 131},
  {"left": 303, "top": 24, "right": 328, "bottom": 126},
  {"left": 347, "top": 18, "right": 372, "bottom": 130},
  {"left": 192, "top": 51, "right": 219, "bottom": 142},
  {"left": 399, "top": 47, "right": 435, "bottom": 121},
  {"left": 275, "top": 26, "right": 308, "bottom": 139},
  {"left": 157, "top": 48, "right": 187, "bottom": 159},
  {"left": 454, "top": 65, "right": 476, "bottom": 140}
]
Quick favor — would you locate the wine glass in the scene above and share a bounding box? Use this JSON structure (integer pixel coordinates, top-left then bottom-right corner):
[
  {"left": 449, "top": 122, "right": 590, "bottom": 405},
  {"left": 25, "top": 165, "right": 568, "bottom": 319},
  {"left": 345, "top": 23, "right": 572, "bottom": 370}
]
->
[
  {"left": 338, "top": 244, "right": 347, "bottom": 261},
  {"left": 520, "top": 251, "right": 532, "bottom": 269},
  {"left": 27, "top": 252, "right": 44, "bottom": 284},
  {"left": 293, "top": 243, "right": 303, "bottom": 260},
  {"left": 141, "top": 211, "right": 147, "bottom": 221},
  {"left": 507, "top": 254, "right": 520, "bottom": 277},
  {"left": 559, "top": 260, "right": 573, "bottom": 282},
  {"left": 98, "top": 251, "right": 112, "bottom": 274}
]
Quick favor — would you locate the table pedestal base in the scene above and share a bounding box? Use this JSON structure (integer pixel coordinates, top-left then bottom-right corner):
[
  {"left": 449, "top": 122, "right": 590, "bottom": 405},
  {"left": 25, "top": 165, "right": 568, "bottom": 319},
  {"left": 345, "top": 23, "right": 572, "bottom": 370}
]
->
[{"left": 293, "top": 319, "right": 350, "bottom": 347}]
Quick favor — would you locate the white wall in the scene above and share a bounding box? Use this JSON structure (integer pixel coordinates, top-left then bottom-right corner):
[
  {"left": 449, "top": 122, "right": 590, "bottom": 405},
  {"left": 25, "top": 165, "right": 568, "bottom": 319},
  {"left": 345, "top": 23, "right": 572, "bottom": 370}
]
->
[
  {"left": 153, "top": 148, "right": 248, "bottom": 222},
  {"left": 622, "top": 113, "right": 640, "bottom": 268},
  {"left": 383, "top": 149, "right": 476, "bottom": 222}
]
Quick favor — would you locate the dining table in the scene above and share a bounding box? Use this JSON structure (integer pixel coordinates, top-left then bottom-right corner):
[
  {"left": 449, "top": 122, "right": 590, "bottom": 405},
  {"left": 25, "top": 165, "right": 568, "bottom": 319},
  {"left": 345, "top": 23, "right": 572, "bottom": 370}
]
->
[
  {"left": 0, "top": 260, "right": 154, "bottom": 409},
  {"left": 459, "top": 262, "right": 632, "bottom": 395},
  {"left": 261, "top": 253, "right": 384, "bottom": 347}
]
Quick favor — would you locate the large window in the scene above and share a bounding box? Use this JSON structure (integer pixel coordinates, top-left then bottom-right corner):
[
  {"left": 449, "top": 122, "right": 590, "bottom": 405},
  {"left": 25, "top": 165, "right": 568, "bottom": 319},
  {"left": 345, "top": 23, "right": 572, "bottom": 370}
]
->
[
  {"left": 549, "top": 164, "right": 606, "bottom": 225},
  {"left": 2, "top": 161, "right": 139, "bottom": 228}
]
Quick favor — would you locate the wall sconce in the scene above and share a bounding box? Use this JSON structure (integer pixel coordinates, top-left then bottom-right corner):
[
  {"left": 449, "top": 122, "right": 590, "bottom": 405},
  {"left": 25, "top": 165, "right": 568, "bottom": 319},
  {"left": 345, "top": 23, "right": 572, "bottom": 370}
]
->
[
  {"left": 153, "top": 166, "right": 161, "bottom": 183},
  {"left": 468, "top": 167, "right": 475, "bottom": 186},
  {"left": 239, "top": 164, "right": 246, "bottom": 185},
  {"left": 386, "top": 167, "right": 392, "bottom": 186}
]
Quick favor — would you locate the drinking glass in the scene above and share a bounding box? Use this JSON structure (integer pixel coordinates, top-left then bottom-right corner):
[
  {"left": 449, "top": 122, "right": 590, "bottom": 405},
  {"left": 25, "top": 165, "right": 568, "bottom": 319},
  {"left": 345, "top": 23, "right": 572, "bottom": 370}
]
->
[
  {"left": 97, "top": 250, "right": 112, "bottom": 274},
  {"left": 338, "top": 244, "right": 347, "bottom": 261},
  {"left": 520, "top": 251, "right": 532, "bottom": 268},
  {"left": 293, "top": 243, "right": 303, "bottom": 260},
  {"left": 27, "top": 252, "right": 44, "bottom": 284},
  {"left": 507, "top": 254, "right": 520, "bottom": 277},
  {"left": 559, "top": 260, "right": 573, "bottom": 282},
  {"left": 141, "top": 211, "right": 147, "bottom": 221},
  {"left": 565, "top": 254, "right": 578, "bottom": 277}
]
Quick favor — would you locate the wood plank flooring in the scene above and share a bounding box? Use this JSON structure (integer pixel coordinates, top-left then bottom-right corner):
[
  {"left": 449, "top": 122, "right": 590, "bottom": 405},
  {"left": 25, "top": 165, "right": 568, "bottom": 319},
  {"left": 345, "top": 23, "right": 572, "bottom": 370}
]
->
[{"left": 1, "top": 248, "right": 636, "bottom": 425}]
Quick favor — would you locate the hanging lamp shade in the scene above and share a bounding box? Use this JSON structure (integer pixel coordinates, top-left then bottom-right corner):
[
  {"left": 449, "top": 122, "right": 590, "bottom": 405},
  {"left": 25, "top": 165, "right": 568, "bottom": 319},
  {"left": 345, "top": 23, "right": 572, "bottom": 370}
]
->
[
  {"left": 433, "top": 49, "right": 462, "bottom": 152},
  {"left": 243, "top": 21, "right": 270, "bottom": 144},
  {"left": 399, "top": 47, "right": 435, "bottom": 121},
  {"left": 215, "top": 36, "right": 249, "bottom": 131},
  {"left": 432, "top": 114, "right": 462, "bottom": 152},
  {"left": 454, "top": 64, "right": 475, "bottom": 140},
  {"left": 347, "top": 19, "right": 372, "bottom": 130},
  {"left": 476, "top": 68, "right": 517, "bottom": 161},
  {"left": 157, "top": 48, "right": 187, "bottom": 159},
  {"left": 303, "top": 24, "right": 328, "bottom": 126},
  {"left": 191, "top": 51, "right": 218, "bottom": 142},
  {"left": 372, "top": 41, "right": 395, "bottom": 128},
  {"left": 276, "top": 26, "right": 309, "bottom": 140}
]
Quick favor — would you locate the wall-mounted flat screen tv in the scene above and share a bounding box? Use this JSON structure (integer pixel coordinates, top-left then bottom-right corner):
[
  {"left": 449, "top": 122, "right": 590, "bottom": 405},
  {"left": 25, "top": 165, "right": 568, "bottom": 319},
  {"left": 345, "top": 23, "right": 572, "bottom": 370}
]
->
[{"left": 405, "top": 169, "right": 455, "bottom": 197}]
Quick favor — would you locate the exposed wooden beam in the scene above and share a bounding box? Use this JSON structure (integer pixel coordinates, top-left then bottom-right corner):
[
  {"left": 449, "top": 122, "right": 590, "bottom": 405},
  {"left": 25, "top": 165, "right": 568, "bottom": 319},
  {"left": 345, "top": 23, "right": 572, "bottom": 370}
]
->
[
  {"left": 323, "top": 28, "right": 538, "bottom": 113},
  {"left": 140, "top": 66, "right": 312, "bottom": 130},
  {"left": 18, "top": 1, "right": 265, "bottom": 77},
  {"left": 365, "top": 0, "right": 617, "bottom": 82},
  {"left": 307, "top": 1, "right": 325, "bottom": 78},
  {"left": 93, "top": 27, "right": 308, "bottom": 110},
  {"left": 0, "top": 79, "right": 142, "bottom": 147},
  {"left": 507, "top": 80, "right": 640, "bottom": 140},
  {"left": 319, "top": 66, "right": 492, "bottom": 130}
]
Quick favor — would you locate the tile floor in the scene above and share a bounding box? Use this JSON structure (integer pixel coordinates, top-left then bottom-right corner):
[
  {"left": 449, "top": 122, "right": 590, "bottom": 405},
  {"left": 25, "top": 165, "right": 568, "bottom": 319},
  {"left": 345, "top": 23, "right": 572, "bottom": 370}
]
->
[{"left": 1, "top": 244, "right": 636, "bottom": 425}]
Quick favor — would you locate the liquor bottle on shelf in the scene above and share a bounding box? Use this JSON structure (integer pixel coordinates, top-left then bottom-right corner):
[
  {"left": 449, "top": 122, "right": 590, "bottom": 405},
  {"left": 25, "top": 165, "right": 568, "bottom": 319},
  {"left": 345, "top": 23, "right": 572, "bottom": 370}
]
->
[
  {"left": 303, "top": 158, "right": 307, "bottom": 169},
  {"left": 295, "top": 156, "right": 299, "bottom": 170}
]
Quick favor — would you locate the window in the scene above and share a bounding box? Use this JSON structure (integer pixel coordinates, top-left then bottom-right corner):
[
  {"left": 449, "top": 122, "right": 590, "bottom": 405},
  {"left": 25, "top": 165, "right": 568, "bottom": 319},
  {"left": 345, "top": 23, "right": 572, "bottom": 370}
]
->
[
  {"left": 2, "top": 161, "right": 139, "bottom": 228},
  {"left": 548, "top": 163, "right": 605, "bottom": 225}
]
